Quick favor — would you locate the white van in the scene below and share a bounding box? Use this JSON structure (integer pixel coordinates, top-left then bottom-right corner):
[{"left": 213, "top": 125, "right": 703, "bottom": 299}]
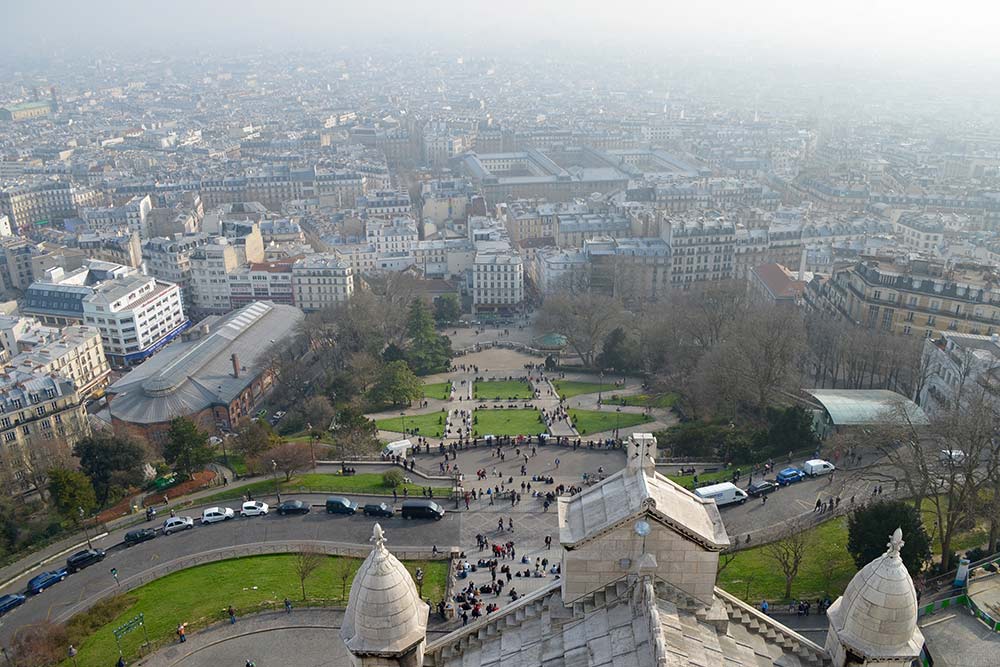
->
[
  {"left": 693, "top": 482, "right": 748, "bottom": 507},
  {"left": 803, "top": 459, "right": 835, "bottom": 477},
  {"left": 939, "top": 449, "right": 966, "bottom": 464},
  {"left": 381, "top": 439, "right": 413, "bottom": 459}
]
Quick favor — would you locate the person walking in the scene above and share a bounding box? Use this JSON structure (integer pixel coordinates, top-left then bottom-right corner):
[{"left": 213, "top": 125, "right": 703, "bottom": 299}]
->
[
  {"left": 177, "top": 623, "right": 187, "bottom": 643},
  {"left": 284, "top": 597, "right": 292, "bottom": 613},
  {"left": 507, "top": 517, "right": 513, "bottom": 532},
  {"left": 228, "top": 605, "right": 237, "bottom": 624},
  {"left": 761, "top": 600, "right": 769, "bottom": 615}
]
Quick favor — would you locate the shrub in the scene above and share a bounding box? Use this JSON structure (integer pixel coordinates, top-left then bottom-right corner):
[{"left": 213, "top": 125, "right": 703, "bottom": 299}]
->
[{"left": 382, "top": 469, "right": 404, "bottom": 488}]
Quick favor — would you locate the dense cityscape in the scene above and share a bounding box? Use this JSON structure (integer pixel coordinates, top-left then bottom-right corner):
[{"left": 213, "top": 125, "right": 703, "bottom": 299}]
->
[{"left": 0, "top": 2, "right": 999, "bottom": 666}]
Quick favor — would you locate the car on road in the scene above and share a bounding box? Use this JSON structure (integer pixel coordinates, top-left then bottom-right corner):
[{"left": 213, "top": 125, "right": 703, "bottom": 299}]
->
[
  {"left": 209, "top": 436, "right": 223, "bottom": 446},
  {"left": 277, "top": 500, "right": 311, "bottom": 515},
  {"left": 400, "top": 499, "right": 445, "bottom": 520},
  {"left": 325, "top": 496, "right": 358, "bottom": 515},
  {"left": 241, "top": 501, "right": 269, "bottom": 517},
  {"left": 0, "top": 594, "right": 25, "bottom": 616},
  {"left": 124, "top": 528, "right": 157, "bottom": 546},
  {"left": 693, "top": 482, "right": 747, "bottom": 506},
  {"left": 274, "top": 410, "right": 286, "bottom": 420},
  {"left": 201, "top": 507, "right": 235, "bottom": 524},
  {"left": 363, "top": 503, "right": 395, "bottom": 518},
  {"left": 162, "top": 516, "right": 195, "bottom": 535},
  {"left": 747, "top": 480, "right": 778, "bottom": 497},
  {"left": 66, "top": 548, "right": 106, "bottom": 573},
  {"left": 27, "top": 568, "right": 67, "bottom": 595},
  {"left": 803, "top": 459, "right": 835, "bottom": 477},
  {"left": 776, "top": 467, "right": 807, "bottom": 486}
]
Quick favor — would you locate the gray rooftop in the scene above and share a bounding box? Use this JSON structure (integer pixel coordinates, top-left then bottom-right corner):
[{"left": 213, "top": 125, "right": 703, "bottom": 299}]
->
[
  {"left": 108, "top": 301, "right": 303, "bottom": 425},
  {"left": 804, "top": 389, "right": 930, "bottom": 426}
]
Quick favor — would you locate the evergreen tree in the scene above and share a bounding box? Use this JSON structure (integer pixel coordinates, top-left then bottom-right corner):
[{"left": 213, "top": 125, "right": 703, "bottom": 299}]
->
[
  {"left": 163, "top": 417, "right": 214, "bottom": 477},
  {"left": 848, "top": 500, "right": 931, "bottom": 576}
]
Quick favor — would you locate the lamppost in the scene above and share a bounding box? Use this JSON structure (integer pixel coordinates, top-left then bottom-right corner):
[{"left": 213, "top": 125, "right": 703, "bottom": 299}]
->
[
  {"left": 400, "top": 411, "right": 408, "bottom": 435},
  {"left": 271, "top": 459, "right": 282, "bottom": 503},
  {"left": 306, "top": 423, "right": 317, "bottom": 469},
  {"left": 110, "top": 567, "right": 120, "bottom": 587},
  {"left": 615, "top": 407, "right": 622, "bottom": 441},
  {"left": 78, "top": 506, "right": 93, "bottom": 549},
  {"left": 598, "top": 371, "right": 604, "bottom": 405}
]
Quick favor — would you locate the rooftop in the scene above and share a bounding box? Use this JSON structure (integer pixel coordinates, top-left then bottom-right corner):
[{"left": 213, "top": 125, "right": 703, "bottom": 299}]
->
[{"left": 804, "top": 389, "right": 930, "bottom": 427}]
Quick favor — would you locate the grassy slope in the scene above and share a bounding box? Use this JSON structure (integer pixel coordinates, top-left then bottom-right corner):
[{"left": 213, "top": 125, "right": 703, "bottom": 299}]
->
[
  {"left": 568, "top": 408, "right": 652, "bottom": 435},
  {"left": 552, "top": 381, "right": 618, "bottom": 399},
  {"left": 473, "top": 380, "right": 534, "bottom": 399},
  {"left": 472, "top": 409, "right": 543, "bottom": 436},
  {"left": 62, "top": 555, "right": 447, "bottom": 667},
  {"left": 375, "top": 411, "right": 447, "bottom": 437}
]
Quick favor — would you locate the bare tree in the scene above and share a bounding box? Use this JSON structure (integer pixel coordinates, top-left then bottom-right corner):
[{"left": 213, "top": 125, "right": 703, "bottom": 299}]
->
[
  {"left": 293, "top": 550, "right": 325, "bottom": 600},
  {"left": 538, "top": 292, "right": 625, "bottom": 367},
  {"left": 330, "top": 556, "right": 355, "bottom": 601},
  {"left": 268, "top": 442, "right": 313, "bottom": 481},
  {"left": 764, "top": 522, "right": 811, "bottom": 600}
]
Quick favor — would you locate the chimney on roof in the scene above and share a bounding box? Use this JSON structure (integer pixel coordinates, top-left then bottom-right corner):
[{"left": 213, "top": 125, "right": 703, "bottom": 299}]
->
[{"left": 231, "top": 353, "right": 240, "bottom": 378}]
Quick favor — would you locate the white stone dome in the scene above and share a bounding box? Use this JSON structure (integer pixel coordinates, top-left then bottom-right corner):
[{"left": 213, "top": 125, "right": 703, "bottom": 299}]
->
[
  {"left": 828, "top": 528, "right": 920, "bottom": 659},
  {"left": 341, "top": 524, "right": 428, "bottom": 656}
]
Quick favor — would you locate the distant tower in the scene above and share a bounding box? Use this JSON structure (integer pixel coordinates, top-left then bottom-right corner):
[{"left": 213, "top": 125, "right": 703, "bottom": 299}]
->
[
  {"left": 49, "top": 86, "right": 59, "bottom": 113},
  {"left": 341, "top": 524, "right": 428, "bottom": 667},
  {"left": 824, "top": 528, "right": 924, "bottom": 666}
]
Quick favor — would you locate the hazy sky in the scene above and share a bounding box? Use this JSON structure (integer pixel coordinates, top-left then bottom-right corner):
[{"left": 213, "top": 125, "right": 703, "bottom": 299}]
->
[{"left": 2, "top": 0, "right": 997, "bottom": 70}]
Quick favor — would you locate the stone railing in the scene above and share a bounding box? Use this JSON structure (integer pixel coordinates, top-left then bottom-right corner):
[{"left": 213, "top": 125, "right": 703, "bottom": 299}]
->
[{"left": 54, "top": 540, "right": 457, "bottom": 624}]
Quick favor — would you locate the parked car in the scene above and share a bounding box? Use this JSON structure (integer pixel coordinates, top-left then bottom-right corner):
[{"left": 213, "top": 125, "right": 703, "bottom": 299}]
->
[
  {"left": 747, "top": 480, "right": 778, "bottom": 497},
  {"left": 400, "top": 500, "right": 445, "bottom": 520},
  {"left": 939, "top": 449, "right": 967, "bottom": 464},
  {"left": 162, "top": 516, "right": 195, "bottom": 535},
  {"left": 0, "top": 594, "right": 26, "bottom": 616},
  {"left": 124, "top": 528, "right": 157, "bottom": 546},
  {"left": 274, "top": 411, "right": 286, "bottom": 419},
  {"left": 201, "top": 507, "right": 235, "bottom": 524},
  {"left": 66, "top": 548, "right": 106, "bottom": 573},
  {"left": 27, "top": 569, "right": 67, "bottom": 595},
  {"left": 776, "top": 467, "right": 807, "bottom": 486},
  {"left": 363, "top": 503, "right": 395, "bottom": 518},
  {"left": 325, "top": 496, "right": 358, "bottom": 515},
  {"left": 277, "top": 500, "right": 311, "bottom": 515},
  {"left": 693, "top": 482, "right": 747, "bottom": 506},
  {"left": 803, "top": 459, "right": 836, "bottom": 477},
  {"left": 209, "top": 436, "right": 223, "bottom": 446},
  {"left": 241, "top": 501, "right": 269, "bottom": 517}
]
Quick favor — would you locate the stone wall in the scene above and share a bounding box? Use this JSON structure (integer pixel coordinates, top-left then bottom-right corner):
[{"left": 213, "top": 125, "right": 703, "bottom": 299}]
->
[{"left": 562, "top": 521, "right": 719, "bottom": 605}]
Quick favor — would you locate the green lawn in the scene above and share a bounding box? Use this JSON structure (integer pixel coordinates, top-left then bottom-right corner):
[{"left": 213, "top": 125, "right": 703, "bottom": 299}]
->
[
  {"left": 553, "top": 381, "right": 618, "bottom": 399},
  {"left": 422, "top": 382, "right": 451, "bottom": 400},
  {"left": 718, "top": 517, "right": 855, "bottom": 605},
  {"left": 200, "top": 473, "right": 448, "bottom": 504},
  {"left": 61, "top": 555, "right": 448, "bottom": 667},
  {"left": 610, "top": 392, "right": 679, "bottom": 408},
  {"left": 375, "top": 410, "right": 447, "bottom": 437},
  {"left": 473, "top": 409, "right": 544, "bottom": 437},
  {"left": 667, "top": 468, "right": 734, "bottom": 489},
  {"left": 569, "top": 408, "right": 652, "bottom": 435},
  {"left": 215, "top": 454, "right": 248, "bottom": 476},
  {"left": 473, "top": 380, "right": 534, "bottom": 399}
]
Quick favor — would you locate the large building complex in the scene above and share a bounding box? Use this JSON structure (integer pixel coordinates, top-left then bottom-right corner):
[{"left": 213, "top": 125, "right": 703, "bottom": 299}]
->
[{"left": 107, "top": 301, "right": 303, "bottom": 446}]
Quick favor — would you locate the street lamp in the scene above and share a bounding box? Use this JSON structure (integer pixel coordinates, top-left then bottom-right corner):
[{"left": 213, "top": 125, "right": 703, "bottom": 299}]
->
[
  {"left": 78, "top": 506, "right": 93, "bottom": 549},
  {"left": 400, "top": 412, "right": 407, "bottom": 435},
  {"left": 271, "top": 459, "right": 282, "bottom": 503},
  {"left": 110, "top": 567, "right": 120, "bottom": 587},
  {"left": 598, "top": 371, "right": 604, "bottom": 405},
  {"left": 615, "top": 407, "right": 622, "bottom": 441}
]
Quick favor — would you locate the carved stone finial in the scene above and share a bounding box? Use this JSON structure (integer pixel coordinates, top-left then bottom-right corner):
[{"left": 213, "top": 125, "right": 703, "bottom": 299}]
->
[
  {"left": 886, "top": 527, "right": 904, "bottom": 557},
  {"left": 371, "top": 523, "right": 387, "bottom": 550}
]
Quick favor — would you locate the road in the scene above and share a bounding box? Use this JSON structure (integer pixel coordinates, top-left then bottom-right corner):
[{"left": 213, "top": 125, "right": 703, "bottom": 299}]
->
[{"left": 0, "top": 495, "right": 462, "bottom": 644}]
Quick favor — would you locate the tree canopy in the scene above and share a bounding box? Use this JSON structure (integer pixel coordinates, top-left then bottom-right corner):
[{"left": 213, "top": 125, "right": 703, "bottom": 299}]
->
[
  {"left": 73, "top": 434, "right": 147, "bottom": 506},
  {"left": 847, "top": 500, "right": 931, "bottom": 576},
  {"left": 404, "top": 299, "right": 453, "bottom": 375},
  {"left": 368, "top": 360, "right": 423, "bottom": 408},
  {"left": 433, "top": 294, "right": 462, "bottom": 324},
  {"left": 163, "top": 417, "right": 214, "bottom": 476},
  {"left": 47, "top": 469, "right": 96, "bottom": 522}
]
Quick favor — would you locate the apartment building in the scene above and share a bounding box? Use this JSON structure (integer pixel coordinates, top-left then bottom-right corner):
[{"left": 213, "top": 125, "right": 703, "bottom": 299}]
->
[
  {"left": 421, "top": 178, "right": 474, "bottom": 224},
  {"left": 664, "top": 216, "right": 736, "bottom": 287},
  {"left": 472, "top": 243, "right": 524, "bottom": 318},
  {"left": 82, "top": 274, "right": 188, "bottom": 367},
  {"left": 412, "top": 239, "right": 475, "bottom": 279},
  {"left": 357, "top": 190, "right": 412, "bottom": 219},
  {"left": 893, "top": 213, "right": 944, "bottom": 253},
  {"left": 80, "top": 195, "right": 152, "bottom": 238},
  {"left": 555, "top": 212, "right": 631, "bottom": 248},
  {"left": 291, "top": 255, "right": 354, "bottom": 312},
  {"left": 918, "top": 332, "right": 1000, "bottom": 417},
  {"left": 0, "top": 181, "right": 104, "bottom": 229},
  {"left": 0, "top": 236, "right": 37, "bottom": 291},
  {"left": 823, "top": 257, "right": 1000, "bottom": 337},
  {"left": 366, "top": 217, "right": 418, "bottom": 255},
  {"left": 142, "top": 234, "right": 212, "bottom": 308},
  {"left": 21, "top": 261, "right": 136, "bottom": 326},
  {"left": 227, "top": 258, "right": 297, "bottom": 309},
  {"left": 189, "top": 238, "right": 241, "bottom": 315},
  {"left": 0, "top": 373, "right": 90, "bottom": 498},
  {"left": 0, "top": 317, "right": 110, "bottom": 397}
]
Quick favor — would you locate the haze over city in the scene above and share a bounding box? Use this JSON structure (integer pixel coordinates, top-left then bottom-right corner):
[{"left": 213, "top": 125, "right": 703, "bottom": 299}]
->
[{"left": 0, "top": 2, "right": 999, "bottom": 666}]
